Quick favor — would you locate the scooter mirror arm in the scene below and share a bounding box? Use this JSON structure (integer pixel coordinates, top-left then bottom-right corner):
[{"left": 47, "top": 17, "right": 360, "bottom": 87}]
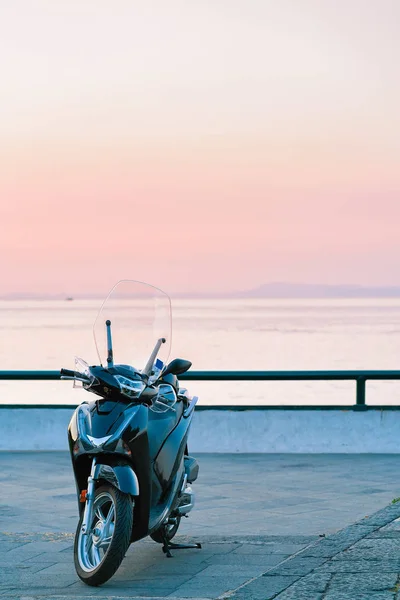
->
[
  {"left": 142, "top": 337, "right": 166, "bottom": 377},
  {"left": 106, "top": 320, "right": 114, "bottom": 368}
]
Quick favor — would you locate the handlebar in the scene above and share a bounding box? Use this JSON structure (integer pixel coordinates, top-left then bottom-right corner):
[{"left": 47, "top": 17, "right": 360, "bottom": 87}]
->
[
  {"left": 60, "top": 368, "right": 77, "bottom": 378},
  {"left": 60, "top": 368, "right": 91, "bottom": 383}
]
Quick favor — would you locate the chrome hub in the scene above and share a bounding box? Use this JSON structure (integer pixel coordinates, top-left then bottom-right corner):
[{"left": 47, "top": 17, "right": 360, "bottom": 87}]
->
[{"left": 92, "top": 523, "right": 103, "bottom": 544}]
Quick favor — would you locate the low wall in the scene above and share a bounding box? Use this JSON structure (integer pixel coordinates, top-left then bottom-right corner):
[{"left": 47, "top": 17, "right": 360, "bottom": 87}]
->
[{"left": 0, "top": 406, "right": 399, "bottom": 452}]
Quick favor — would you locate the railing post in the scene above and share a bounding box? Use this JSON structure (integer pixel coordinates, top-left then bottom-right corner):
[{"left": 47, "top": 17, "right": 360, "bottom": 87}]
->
[{"left": 354, "top": 377, "right": 367, "bottom": 410}]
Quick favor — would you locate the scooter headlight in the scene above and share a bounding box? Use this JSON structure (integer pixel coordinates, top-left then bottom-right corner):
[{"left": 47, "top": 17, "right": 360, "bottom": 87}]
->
[{"left": 115, "top": 376, "right": 145, "bottom": 399}]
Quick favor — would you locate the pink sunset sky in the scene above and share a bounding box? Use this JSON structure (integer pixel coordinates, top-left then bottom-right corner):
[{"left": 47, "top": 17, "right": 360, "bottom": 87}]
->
[{"left": 1, "top": 0, "right": 399, "bottom": 296}]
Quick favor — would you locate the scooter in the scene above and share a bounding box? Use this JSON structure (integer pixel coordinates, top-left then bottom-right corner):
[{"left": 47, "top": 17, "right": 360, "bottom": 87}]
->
[{"left": 61, "top": 280, "right": 200, "bottom": 586}]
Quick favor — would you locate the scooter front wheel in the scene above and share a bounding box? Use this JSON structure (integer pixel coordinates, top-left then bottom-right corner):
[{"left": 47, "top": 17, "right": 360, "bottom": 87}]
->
[{"left": 74, "top": 484, "right": 133, "bottom": 586}]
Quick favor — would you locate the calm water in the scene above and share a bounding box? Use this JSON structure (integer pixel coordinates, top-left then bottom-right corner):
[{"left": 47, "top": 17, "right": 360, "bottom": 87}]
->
[{"left": 2, "top": 298, "right": 400, "bottom": 406}]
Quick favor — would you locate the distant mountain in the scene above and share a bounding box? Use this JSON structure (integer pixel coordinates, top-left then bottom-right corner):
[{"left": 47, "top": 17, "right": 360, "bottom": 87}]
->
[
  {"left": 238, "top": 283, "right": 400, "bottom": 298},
  {"left": 3, "top": 283, "right": 400, "bottom": 300},
  {"left": 0, "top": 292, "right": 79, "bottom": 300}
]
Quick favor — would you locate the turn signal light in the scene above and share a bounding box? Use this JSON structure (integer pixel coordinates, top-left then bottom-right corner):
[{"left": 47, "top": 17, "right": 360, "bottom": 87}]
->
[
  {"left": 80, "top": 490, "right": 87, "bottom": 503},
  {"left": 122, "top": 441, "right": 132, "bottom": 457}
]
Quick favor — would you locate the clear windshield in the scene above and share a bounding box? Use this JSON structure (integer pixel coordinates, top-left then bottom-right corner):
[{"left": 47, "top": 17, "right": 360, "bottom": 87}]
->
[{"left": 93, "top": 280, "right": 172, "bottom": 373}]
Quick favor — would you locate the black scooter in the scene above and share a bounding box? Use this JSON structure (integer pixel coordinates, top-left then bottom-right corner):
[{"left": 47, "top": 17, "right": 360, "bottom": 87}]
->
[{"left": 61, "top": 281, "right": 200, "bottom": 586}]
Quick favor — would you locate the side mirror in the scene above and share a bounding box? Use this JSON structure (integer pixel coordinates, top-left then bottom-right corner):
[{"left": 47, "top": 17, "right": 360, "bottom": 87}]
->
[{"left": 162, "top": 358, "right": 192, "bottom": 377}]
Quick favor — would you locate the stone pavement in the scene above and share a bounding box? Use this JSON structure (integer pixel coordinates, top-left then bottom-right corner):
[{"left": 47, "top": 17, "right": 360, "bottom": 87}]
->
[{"left": 2, "top": 453, "right": 400, "bottom": 599}]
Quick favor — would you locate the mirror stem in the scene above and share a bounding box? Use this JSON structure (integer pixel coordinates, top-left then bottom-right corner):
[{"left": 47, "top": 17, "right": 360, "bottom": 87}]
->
[
  {"left": 142, "top": 337, "right": 166, "bottom": 377},
  {"left": 106, "top": 320, "right": 114, "bottom": 368}
]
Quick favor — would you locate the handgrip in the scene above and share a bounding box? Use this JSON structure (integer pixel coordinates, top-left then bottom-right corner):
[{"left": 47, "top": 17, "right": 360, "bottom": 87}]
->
[
  {"left": 60, "top": 368, "right": 76, "bottom": 378},
  {"left": 60, "top": 368, "right": 91, "bottom": 384}
]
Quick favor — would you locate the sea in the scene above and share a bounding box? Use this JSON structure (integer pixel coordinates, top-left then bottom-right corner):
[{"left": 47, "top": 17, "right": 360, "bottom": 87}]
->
[{"left": 2, "top": 298, "right": 400, "bottom": 407}]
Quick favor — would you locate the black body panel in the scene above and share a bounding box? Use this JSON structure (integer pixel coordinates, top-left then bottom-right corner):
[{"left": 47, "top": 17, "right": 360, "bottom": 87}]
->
[
  {"left": 184, "top": 456, "right": 199, "bottom": 483},
  {"left": 153, "top": 413, "right": 191, "bottom": 491},
  {"left": 68, "top": 385, "right": 195, "bottom": 543}
]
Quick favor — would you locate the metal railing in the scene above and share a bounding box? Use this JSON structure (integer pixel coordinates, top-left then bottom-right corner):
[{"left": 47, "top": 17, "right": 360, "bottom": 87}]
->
[{"left": 1, "top": 370, "right": 400, "bottom": 410}]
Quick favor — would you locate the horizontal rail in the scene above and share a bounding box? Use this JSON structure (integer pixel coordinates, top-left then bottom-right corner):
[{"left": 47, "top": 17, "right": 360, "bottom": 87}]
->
[
  {"left": 1, "top": 369, "right": 400, "bottom": 408},
  {"left": 183, "top": 370, "right": 400, "bottom": 381},
  {"left": 2, "top": 404, "right": 400, "bottom": 411},
  {"left": 0, "top": 371, "right": 61, "bottom": 380},
  {"left": 1, "top": 369, "right": 400, "bottom": 381}
]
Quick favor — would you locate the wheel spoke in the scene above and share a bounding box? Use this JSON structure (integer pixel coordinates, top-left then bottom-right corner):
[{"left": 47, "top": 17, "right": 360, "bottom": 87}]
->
[
  {"left": 83, "top": 536, "right": 93, "bottom": 567},
  {"left": 89, "top": 542, "right": 95, "bottom": 565},
  {"left": 93, "top": 545, "right": 101, "bottom": 565},
  {"left": 85, "top": 534, "right": 93, "bottom": 555},
  {"left": 105, "top": 504, "right": 115, "bottom": 533},
  {"left": 91, "top": 543, "right": 101, "bottom": 566},
  {"left": 100, "top": 535, "right": 112, "bottom": 548},
  {"left": 95, "top": 507, "right": 106, "bottom": 523}
]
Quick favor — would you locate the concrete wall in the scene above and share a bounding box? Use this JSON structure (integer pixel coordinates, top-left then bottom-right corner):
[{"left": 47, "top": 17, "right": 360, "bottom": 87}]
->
[{"left": 0, "top": 407, "right": 399, "bottom": 452}]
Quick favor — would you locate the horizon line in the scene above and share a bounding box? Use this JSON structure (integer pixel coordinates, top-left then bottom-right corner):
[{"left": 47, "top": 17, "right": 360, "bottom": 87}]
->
[{"left": 3, "top": 282, "right": 400, "bottom": 301}]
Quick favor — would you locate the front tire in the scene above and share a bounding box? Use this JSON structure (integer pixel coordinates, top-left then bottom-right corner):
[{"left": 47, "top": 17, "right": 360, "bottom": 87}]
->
[{"left": 74, "top": 484, "right": 133, "bottom": 586}]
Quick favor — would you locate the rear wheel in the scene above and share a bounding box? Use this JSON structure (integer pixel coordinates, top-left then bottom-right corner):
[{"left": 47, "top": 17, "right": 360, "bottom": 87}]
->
[
  {"left": 150, "top": 516, "right": 181, "bottom": 544},
  {"left": 74, "top": 484, "right": 133, "bottom": 586}
]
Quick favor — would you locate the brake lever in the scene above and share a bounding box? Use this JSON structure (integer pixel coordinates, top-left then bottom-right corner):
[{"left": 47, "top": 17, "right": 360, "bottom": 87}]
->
[{"left": 61, "top": 375, "right": 91, "bottom": 384}]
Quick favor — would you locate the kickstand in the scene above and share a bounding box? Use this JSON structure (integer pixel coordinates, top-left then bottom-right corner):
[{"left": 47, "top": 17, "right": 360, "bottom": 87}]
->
[{"left": 161, "top": 529, "right": 202, "bottom": 558}]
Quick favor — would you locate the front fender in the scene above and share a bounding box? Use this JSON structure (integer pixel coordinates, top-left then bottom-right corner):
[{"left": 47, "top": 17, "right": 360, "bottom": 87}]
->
[{"left": 96, "top": 463, "right": 139, "bottom": 496}]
